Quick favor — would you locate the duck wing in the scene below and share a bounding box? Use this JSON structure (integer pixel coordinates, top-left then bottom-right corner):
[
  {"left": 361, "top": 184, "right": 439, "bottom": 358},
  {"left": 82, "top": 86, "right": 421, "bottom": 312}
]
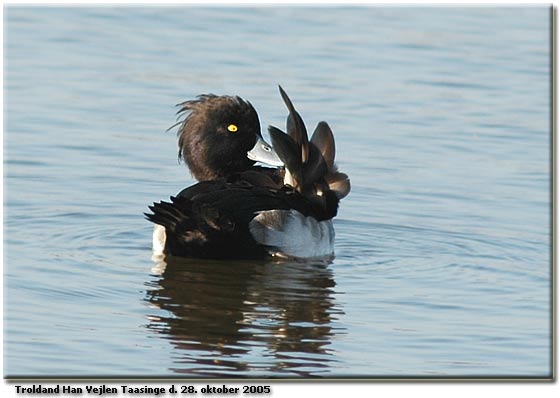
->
[
  {"left": 310, "top": 121, "right": 335, "bottom": 172},
  {"left": 278, "top": 85, "right": 309, "bottom": 163},
  {"left": 146, "top": 182, "right": 316, "bottom": 259}
]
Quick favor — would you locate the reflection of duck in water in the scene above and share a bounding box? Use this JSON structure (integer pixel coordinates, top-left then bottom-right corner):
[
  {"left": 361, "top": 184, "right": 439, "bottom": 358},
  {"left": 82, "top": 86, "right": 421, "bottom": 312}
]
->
[
  {"left": 145, "top": 257, "right": 344, "bottom": 377},
  {"left": 146, "top": 86, "right": 350, "bottom": 260}
]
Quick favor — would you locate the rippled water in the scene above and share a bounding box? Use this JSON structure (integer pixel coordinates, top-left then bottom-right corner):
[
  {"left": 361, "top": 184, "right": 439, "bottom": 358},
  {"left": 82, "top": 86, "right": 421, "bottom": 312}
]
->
[{"left": 4, "top": 6, "right": 551, "bottom": 377}]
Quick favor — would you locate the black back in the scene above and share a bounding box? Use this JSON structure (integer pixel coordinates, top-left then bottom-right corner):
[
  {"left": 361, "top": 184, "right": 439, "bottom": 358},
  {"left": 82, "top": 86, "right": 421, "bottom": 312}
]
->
[{"left": 146, "top": 180, "right": 331, "bottom": 259}]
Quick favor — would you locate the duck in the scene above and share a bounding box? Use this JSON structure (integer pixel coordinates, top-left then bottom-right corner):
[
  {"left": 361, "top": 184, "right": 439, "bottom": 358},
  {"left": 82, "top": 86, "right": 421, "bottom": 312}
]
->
[{"left": 145, "top": 86, "right": 350, "bottom": 260}]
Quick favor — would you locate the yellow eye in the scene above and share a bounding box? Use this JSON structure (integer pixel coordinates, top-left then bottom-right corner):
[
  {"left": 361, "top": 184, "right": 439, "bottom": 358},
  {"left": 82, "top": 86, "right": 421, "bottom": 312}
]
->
[{"left": 227, "top": 124, "right": 238, "bottom": 133}]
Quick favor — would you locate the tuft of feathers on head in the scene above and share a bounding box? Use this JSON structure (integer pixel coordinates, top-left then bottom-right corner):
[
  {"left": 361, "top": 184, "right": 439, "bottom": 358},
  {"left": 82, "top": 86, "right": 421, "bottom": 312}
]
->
[
  {"left": 167, "top": 94, "right": 261, "bottom": 181},
  {"left": 171, "top": 95, "right": 257, "bottom": 164}
]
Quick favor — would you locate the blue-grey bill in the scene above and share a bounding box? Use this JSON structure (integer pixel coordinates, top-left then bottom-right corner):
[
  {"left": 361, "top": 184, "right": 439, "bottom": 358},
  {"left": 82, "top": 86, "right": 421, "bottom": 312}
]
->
[{"left": 247, "top": 136, "right": 284, "bottom": 167}]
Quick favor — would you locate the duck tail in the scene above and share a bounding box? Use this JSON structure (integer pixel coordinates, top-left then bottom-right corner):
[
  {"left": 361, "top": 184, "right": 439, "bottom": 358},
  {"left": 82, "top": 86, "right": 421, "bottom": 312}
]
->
[{"left": 144, "top": 196, "right": 190, "bottom": 231}]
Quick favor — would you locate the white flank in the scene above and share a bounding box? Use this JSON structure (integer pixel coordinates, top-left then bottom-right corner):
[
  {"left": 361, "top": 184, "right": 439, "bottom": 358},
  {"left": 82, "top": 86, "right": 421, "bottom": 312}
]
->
[
  {"left": 152, "top": 224, "right": 166, "bottom": 256},
  {"left": 249, "top": 209, "right": 335, "bottom": 259}
]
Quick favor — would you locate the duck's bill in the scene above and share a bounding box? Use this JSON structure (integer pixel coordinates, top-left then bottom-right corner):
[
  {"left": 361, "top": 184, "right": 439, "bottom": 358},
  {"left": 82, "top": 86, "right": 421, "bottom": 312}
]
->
[{"left": 247, "top": 136, "right": 284, "bottom": 167}]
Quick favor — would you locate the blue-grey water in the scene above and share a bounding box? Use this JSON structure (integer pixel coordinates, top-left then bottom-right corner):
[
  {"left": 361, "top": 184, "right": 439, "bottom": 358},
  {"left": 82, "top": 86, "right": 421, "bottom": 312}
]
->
[{"left": 4, "top": 6, "right": 551, "bottom": 377}]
